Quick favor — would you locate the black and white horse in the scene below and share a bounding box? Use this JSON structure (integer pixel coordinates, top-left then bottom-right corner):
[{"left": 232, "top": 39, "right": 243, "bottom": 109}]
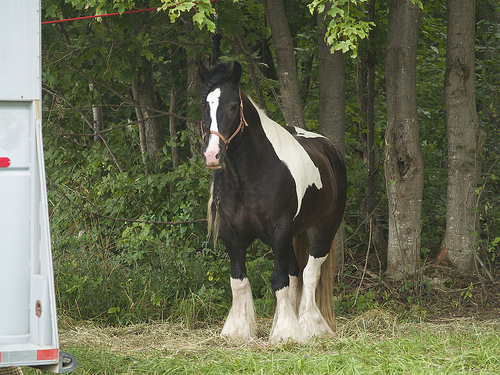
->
[{"left": 198, "top": 61, "right": 346, "bottom": 343}]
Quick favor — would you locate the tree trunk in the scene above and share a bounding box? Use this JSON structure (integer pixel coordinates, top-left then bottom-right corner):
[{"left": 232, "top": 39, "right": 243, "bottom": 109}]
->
[
  {"left": 187, "top": 54, "right": 205, "bottom": 156},
  {"left": 131, "top": 78, "right": 149, "bottom": 175},
  {"left": 442, "top": 0, "right": 485, "bottom": 271},
  {"left": 317, "top": 5, "right": 346, "bottom": 268},
  {"left": 169, "top": 87, "right": 181, "bottom": 169},
  {"left": 89, "top": 83, "right": 103, "bottom": 143},
  {"left": 356, "top": 0, "right": 387, "bottom": 261},
  {"left": 131, "top": 58, "right": 164, "bottom": 159},
  {"left": 317, "top": 45, "right": 345, "bottom": 155},
  {"left": 264, "top": 0, "right": 306, "bottom": 128},
  {"left": 236, "top": 34, "right": 267, "bottom": 109},
  {"left": 258, "top": 37, "right": 278, "bottom": 81},
  {"left": 384, "top": 0, "right": 423, "bottom": 279}
]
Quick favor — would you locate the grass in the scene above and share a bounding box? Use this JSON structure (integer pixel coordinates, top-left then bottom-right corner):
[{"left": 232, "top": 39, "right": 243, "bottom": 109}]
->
[{"left": 22, "top": 310, "right": 500, "bottom": 374}]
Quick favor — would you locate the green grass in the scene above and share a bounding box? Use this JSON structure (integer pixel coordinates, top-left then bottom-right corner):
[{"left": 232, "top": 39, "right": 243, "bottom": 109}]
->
[{"left": 22, "top": 312, "right": 500, "bottom": 374}]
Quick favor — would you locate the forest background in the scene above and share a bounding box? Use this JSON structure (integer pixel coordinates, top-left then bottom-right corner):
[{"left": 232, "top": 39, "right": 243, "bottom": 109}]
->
[{"left": 41, "top": 0, "right": 499, "bottom": 325}]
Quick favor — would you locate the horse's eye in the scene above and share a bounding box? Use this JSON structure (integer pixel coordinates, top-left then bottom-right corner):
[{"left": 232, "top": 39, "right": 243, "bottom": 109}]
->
[{"left": 230, "top": 103, "right": 239, "bottom": 112}]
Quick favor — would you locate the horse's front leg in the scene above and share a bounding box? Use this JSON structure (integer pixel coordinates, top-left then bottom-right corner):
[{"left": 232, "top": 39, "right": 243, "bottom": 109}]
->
[
  {"left": 269, "top": 227, "right": 305, "bottom": 343},
  {"left": 220, "top": 223, "right": 256, "bottom": 343}
]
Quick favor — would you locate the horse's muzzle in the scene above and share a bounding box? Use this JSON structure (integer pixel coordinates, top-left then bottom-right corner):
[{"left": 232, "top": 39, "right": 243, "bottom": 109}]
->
[
  {"left": 203, "top": 134, "right": 224, "bottom": 169},
  {"left": 206, "top": 163, "right": 222, "bottom": 170},
  {"left": 203, "top": 151, "right": 222, "bottom": 169}
]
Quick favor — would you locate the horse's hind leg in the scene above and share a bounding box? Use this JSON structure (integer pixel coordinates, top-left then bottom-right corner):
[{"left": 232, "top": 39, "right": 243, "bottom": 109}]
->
[
  {"left": 269, "top": 228, "right": 305, "bottom": 343},
  {"left": 288, "top": 245, "right": 300, "bottom": 315},
  {"left": 298, "top": 224, "right": 336, "bottom": 339}
]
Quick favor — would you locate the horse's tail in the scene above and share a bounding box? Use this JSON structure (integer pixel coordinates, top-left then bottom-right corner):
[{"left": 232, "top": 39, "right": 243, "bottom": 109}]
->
[
  {"left": 293, "top": 233, "right": 336, "bottom": 331},
  {"left": 317, "top": 239, "right": 336, "bottom": 330}
]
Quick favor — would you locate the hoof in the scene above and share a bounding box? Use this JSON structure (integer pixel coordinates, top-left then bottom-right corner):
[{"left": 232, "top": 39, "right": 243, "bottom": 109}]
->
[
  {"left": 221, "top": 325, "right": 256, "bottom": 343},
  {"left": 299, "top": 306, "right": 334, "bottom": 339},
  {"left": 270, "top": 287, "right": 306, "bottom": 344}
]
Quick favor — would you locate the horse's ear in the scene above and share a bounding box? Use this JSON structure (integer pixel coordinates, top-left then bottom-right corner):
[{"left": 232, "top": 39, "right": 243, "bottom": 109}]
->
[
  {"left": 232, "top": 61, "right": 242, "bottom": 84},
  {"left": 198, "top": 61, "right": 209, "bottom": 84}
]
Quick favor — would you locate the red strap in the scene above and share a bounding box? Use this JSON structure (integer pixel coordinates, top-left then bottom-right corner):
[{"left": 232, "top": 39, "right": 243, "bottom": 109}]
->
[{"left": 201, "top": 88, "right": 249, "bottom": 148}]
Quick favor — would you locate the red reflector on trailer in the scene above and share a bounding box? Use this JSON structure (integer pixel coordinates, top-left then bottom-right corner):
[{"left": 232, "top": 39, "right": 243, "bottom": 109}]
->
[
  {"left": 37, "top": 349, "right": 59, "bottom": 361},
  {"left": 0, "top": 157, "right": 11, "bottom": 167}
]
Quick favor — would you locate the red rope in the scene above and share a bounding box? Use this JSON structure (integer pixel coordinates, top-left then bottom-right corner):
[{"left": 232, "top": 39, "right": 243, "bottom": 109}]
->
[
  {"left": 42, "top": 1, "right": 218, "bottom": 25},
  {"left": 42, "top": 7, "right": 159, "bottom": 25}
]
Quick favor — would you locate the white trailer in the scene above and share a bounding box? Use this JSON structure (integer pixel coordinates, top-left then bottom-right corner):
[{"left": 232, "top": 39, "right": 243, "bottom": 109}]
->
[{"left": 0, "top": 1, "right": 76, "bottom": 373}]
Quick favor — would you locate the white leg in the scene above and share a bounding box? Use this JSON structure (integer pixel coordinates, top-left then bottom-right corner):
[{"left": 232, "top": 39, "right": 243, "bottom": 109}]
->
[
  {"left": 298, "top": 255, "right": 334, "bottom": 339},
  {"left": 221, "top": 277, "right": 256, "bottom": 342},
  {"left": 288, "top": 275, "right": 300, "bottom": 315},
  {"left": 269, "top": 286, "right": 305, "bottom": 343}
]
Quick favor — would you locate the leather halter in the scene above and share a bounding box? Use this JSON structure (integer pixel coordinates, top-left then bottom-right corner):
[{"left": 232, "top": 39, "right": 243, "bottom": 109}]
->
[{"left": 201, "top": 88, "right": 249, "bottom": 149}]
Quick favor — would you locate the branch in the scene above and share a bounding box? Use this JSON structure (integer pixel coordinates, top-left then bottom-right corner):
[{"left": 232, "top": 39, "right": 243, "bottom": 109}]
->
[
  {"left": 44, "top": 86, "right": 125, "bottom": 173},
  {"left": 70, "top": 66, "right": 137, "bottom": 106},
  {"left": 42, "top": 88, "right": 198, "bottom": 138}
]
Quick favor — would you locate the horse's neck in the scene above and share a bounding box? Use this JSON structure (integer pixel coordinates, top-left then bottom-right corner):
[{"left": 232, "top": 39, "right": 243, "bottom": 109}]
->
[{"left": 222, "top": 97, "right": 268, "bottom": 181}]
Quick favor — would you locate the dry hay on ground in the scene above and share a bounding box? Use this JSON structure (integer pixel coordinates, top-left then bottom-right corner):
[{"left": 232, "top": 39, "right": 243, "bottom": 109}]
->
[{"left": 58, "top": 311, "right": 500, "bottom": 357}]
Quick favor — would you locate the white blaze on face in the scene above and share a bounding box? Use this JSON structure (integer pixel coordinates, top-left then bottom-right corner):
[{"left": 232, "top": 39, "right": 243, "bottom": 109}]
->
[
  {"left": 204, "top": 88, "right": 222, "bottom": 165},
  {"left": 253, "top": 103, "right": 323, "bottom": 218}
]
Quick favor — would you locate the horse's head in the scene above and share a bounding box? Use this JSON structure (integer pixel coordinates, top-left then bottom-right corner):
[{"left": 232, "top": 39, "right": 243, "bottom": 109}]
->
[{"left": 198, "top": 61, "right": 246, "bottom": 169}]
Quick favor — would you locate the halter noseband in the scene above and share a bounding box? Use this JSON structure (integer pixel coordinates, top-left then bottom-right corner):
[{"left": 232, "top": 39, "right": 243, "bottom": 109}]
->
[{"left": 201, "top": 88, "right": 249, "bottom": 149}]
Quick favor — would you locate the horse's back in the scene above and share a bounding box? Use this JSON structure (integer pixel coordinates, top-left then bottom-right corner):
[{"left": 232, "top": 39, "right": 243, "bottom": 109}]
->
[{"left": 286, "top": 126, "right": 346, "bottom": 197}]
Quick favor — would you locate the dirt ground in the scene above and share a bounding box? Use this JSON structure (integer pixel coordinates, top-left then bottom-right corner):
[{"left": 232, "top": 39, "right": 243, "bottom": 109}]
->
[{"left": 338, "top": 260, "right": 500, "bottom": 321}]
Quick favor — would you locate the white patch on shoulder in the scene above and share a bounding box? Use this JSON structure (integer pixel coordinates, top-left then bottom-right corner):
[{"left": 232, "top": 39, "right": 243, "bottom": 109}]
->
[
  {"left": 293, "top": 127, "right": 327, "bottom": 139},
  {"left": 254, "top": 105, "right": 323, "bottom": 218}
]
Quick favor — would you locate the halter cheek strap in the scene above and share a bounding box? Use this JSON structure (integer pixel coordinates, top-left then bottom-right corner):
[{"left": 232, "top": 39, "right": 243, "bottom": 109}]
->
[{"left": 201, "top": 88, "right": 249, "bottom": 149}]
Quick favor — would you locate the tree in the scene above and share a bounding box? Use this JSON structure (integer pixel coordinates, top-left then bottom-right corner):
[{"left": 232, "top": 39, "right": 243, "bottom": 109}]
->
[
  {"left": 263, "top": 0, "right": 306, "bottom": 128},
  {"left": 131, "top": 57, "right": 164, "bottom": 167},
  {"left": 355, "top": 0, "right": 387, "bottom": 256},
  {"left": 441, "top": 0, "right": 486, "bottom": 270},
  {"left": 384, "top": 0, "right": 424, "bottom": 279},
  {"left": 316, "top": 3, "right": 347, "bottom": 272},
  {"left": 317, "top": 7, "right": 346, "bottom": 156}
]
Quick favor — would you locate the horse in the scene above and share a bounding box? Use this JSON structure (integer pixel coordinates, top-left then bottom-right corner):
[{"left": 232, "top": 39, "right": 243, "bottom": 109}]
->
[{"left": 198, "top": 61, "right": 347, "bottom": 343}]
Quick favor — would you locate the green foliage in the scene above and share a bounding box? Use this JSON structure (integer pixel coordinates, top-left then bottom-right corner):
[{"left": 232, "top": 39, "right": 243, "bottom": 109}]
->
[
  {"left": 161, "top": 0, "right": 217, "bottom": 32},
  {"left": 338, "top": 287, "right": 379, "bottom": 313},
  {"left": 48, "top": 150, "right": 224, "bottom": 324},
  {"left": 308, "top": 0, "right": 375, "bottom": 57}
]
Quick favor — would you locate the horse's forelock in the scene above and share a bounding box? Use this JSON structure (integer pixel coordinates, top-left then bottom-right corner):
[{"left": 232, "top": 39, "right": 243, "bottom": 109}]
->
[{"left": 200, "top": 63, "right": 236, "bottom": 104}]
